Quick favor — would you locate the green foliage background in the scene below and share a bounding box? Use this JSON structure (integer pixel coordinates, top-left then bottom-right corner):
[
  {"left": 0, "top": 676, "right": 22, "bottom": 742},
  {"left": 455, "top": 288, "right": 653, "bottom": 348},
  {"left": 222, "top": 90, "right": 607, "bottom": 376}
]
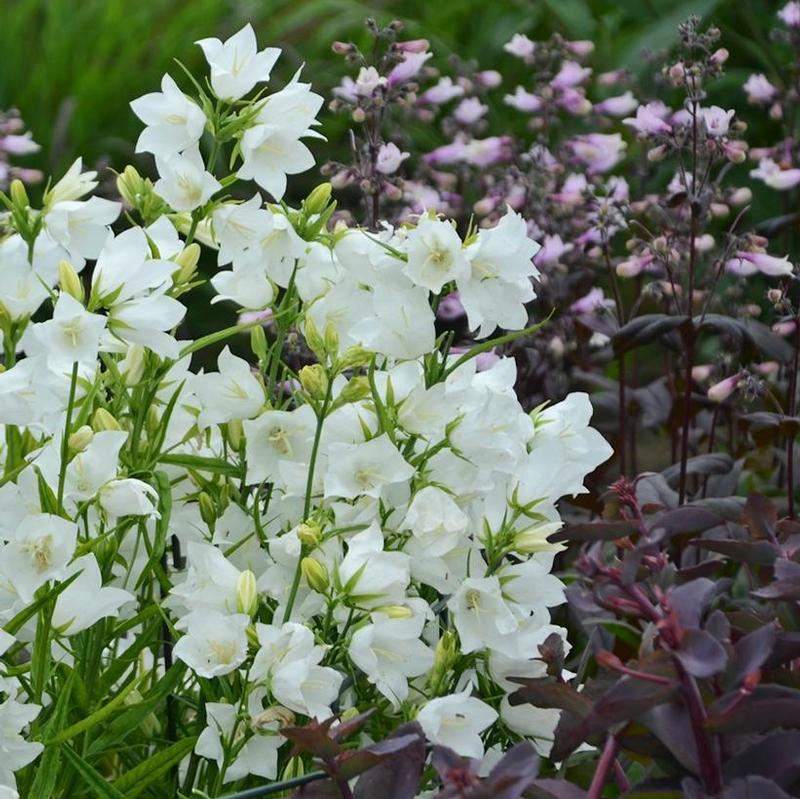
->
[{"left": 0, "top": 0, "right": 788, "bottom": 183}]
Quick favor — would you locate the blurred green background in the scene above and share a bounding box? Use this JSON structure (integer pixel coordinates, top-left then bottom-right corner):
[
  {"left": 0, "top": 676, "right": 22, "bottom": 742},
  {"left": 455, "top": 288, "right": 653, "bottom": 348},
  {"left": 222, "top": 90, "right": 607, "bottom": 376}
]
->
[{"left": 0, "top": 0, "right": 789, "bottom": 185}]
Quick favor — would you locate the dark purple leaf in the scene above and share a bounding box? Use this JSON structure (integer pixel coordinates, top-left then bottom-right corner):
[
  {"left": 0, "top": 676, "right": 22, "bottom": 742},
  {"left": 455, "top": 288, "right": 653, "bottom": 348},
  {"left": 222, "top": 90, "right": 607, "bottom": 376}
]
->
[
  {"left": 508, "top": 678, "right": 592, "bottom": 718},
  {"left": 741, "top": 318, "right": 794, "bottom": 363},
  {"left": 675, "top": 629, "right": 727, "bottom": 678},
  {"left": 281, "top": 723, "right": 342, "bottom": 761},
  {"left": 524, "top": 779, "right": 588, "bottom": 799},
  {"left": 641, "top": 702, "right": 700, "bottom": 775},
  {"left": 648, "top": 507, "right": 724, "bottom": 544},
  {"left": 612, "top": 314, "right": 691, "bottom": 356},
  {"left": 353, "top": 723, "right": 425, "bottom": 799},
  {"left": 723, "top": 731, "right": 800, "bottom": 785},
  {"left": 726, "top": 623, "right": 776, "bottom": 686},
  {"left": 752, "top": 579, "right": 800, "bottom": 601},
  {"left": 707, "top": 686, "right": 800, "bottom": 733},
  {"left": 722, "top": 777, "right": 796, "bottom": 799},
  {"left": 341, "top": 732, "right": 421, "bottom": 781},
  {"left": 690, "top": 539, "right": 780, "bottom": 565},
  {"left": 668, "top": 578, "right": 716, "bottom": 629},
  {"left": 483, "top": 742, "right": 539, "bottom": 799},
  {"left": 550, "top": 520, "right": 638, "bottom": 543},
  {"left": 293, "top": 780, "right": 342, "bottom": 798},
  {"left": 661, "top": 454, "right": 733, "bottom": 486}
]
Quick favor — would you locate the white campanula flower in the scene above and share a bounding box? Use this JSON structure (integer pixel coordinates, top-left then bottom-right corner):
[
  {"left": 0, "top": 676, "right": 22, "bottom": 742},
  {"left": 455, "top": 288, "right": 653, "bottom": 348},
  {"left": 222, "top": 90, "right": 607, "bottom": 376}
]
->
[
  {"left": 348, "top": 612, "right": 434, "bottom": 707},
  {"left": 169, "top": 542, "right": 242, "bottom": 615},
  {"left": 0, "top": 513, "right": 78, "bottom": 603},
  {"left": 196, "top": 24, "right": 280, "bottom": 101},
  {"left": 403, "top": 215, "right": 470, "bottom": 294},
  {"left": 173, "top": 610, "right": 249, "bottom": 678},
  {"left": 52, "top": 555, "right": 134, "bottom": 635},
  {"left": 130, "top": 74, "right": 206, "bottom": 158},
  {"left": 417, "top": 691, "right": 498, "bottom": 759},
  {"left": 0, "top": 698, "right": 43, "bottom": 791},
  {"left": 154, "top": 145, "right": 221, "bottom": 212},
  {"left": 44, "top": 196, "right": 120, "bottom": 260},
  {"left": 45, "top": 157, "right": 98, "bottom": 204},
  {"left": 193, "top": 346, "right": 264, "bottom": 428},
  {"left": 195, "top": 701, "right": 282, "bottom": 783},
  {"left": 402, "top": 486, "right": 469, "bottom": 557},
  {"left": 323, "top": 434, "right": 415, "bottom": 500},
  {"left": 0, "top": 237, "right": 50, "bottom": 321},
  {"left": 98, "top": 478, "right": 160, "bottom": 519},
  {"left": 448, "top": 575, "right": 520, "bottom": 656},
  {"left": 107, "top": 292, "right": 186, "bottom": 359}
]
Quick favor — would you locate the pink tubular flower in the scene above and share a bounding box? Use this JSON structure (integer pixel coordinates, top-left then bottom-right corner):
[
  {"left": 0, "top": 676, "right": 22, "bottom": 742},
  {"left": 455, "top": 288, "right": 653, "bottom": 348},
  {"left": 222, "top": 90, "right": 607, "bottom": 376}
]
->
[
  {"left": 449, "top": 344, "right": 500, "bottom": 371},
  {"left": 504, "top": 34, "right": 535, "bottom": 58},
  {"left": 699, "top": 106, "right": 734, "bottom": 137},
  {"left": 419, "top": 77, "right": 464, "bottom": 105},
  {"left": 566, "top": 40, "right": 595, "bottom": 57},
  {"left": 569, "top": 133, "right": 626, "bottom": 174},
  {"left": 476, "top": 70, "right": 502, "bottom": 88},
  {"left": 0, "top": 133, "right": 40, "bottom": 155},
  {"left": 593, "top": 91, "right": 638, "bottom": 116},
  {"left": 503, "top": 86, "right": 542, "bottom": 113},
  {"left": 779, "top": 1, "right": 800, "bottom": 26},
  {"left": 570, "top": 287, "right": 609, "bottom": 315},
  {"left": 559, "top": 88, "right": 591, "bottom": 115},
  {"left": 551, "top": 173, "right": 587, "bottom": 207},
  {"left": 623, "top": 102, "right": 672, "bottom": 135},
  {"left": 462, "top": 136, "right": 512, "bottom": 167},
  {"left": 534, "top": 234, "right": 574, "bottom": 267},
  {"left": 436, "top": 292, "right": 465, "bottom": 321},
  {"left": 743, "top": 74, "right": 779, "bottom": 104},
  {"left": 725, "top": 251, "right": 794, "bottom": 277},
  {"left": 395, "top": 38, "right": 430, "bottom": 54},
  {"left": 616, "top": 253, "right": 655, "bottom": 278},
  {"left": 454, "top": 98, "right": 488, "bottom": 125},
  {"left": 375, "top": 142, "right": 409, "bottom": 175},
  {"left": 551, "top": 61, "right": 592, "bottom": 90},
  {"left": 387, "top": 51, "right": 432, "bottom": 86},
  {"left": 750, "top": 158, "right": 800, "bottom": 190},
  {"left": 708, "top": 372, "right": 745, "bottom": 403}
]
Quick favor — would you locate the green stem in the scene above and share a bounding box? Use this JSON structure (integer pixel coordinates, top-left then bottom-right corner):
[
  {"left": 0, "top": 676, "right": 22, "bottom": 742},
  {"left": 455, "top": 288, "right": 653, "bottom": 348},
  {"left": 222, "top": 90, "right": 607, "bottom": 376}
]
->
[{"left": 57, "top": 363, "right": 80, "bottom": 514}]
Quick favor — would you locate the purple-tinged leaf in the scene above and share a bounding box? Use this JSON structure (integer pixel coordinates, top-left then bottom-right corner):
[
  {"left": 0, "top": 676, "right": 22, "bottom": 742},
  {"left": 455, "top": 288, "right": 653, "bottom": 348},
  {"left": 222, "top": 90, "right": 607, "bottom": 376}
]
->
[
  {"left": 293, "top": 780, "right": 342, "bottom": 798},
  {"left": 352, "top": 724, "right": 426, "bottom": 799},
  {"left": 281, "top": 722, "right": 342, "bottom": 761},
  {"left": 612, "top": 314, "right": 691, "bottom": 356},
  {"left": 668, "top": 578, "right": 716, "bottom": 629},
  {"left": 508, "top": 678, "right": 592, "bottom": 717},
  {"left": 689, "top": 538, "right": 780, "bottom": 565},
  {"left": 721, "top": 777, "right": 796, "bottom": 799},
  {"left": 661, "top": 454, "right": 733, "bottom": 486},
  {"left": 723, "top": 730, "right": 800, "bottom": 785},
  {"left": 675, "top": 628, "right": 727, "bottom": 678},
  {"left": 707, "top": 686, "right": 800, "bottom": 733},
  {"left": 524, "top": 779, "right": 588, "bottom": 799},
  {"left": 726, "top": 623, "right": 776, "bottom": 687},
  {"left": 641, "top": 702, "right": 700, "bottom": 775},
  {"left": 752, "top": 578, "right": 800, "bottom": 601},
  {"left": 743, "top": 493, "right": 778, "bottom": 542},
  {"left": 482, "top": 742, "right": 539, "bottom": 799},
  {"left": 550, "top": 520, "right": 638, "bottom": 542}
]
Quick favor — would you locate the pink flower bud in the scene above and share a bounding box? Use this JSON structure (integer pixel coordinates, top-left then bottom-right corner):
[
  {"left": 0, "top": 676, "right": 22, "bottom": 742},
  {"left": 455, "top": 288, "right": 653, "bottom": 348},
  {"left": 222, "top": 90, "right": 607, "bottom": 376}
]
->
[{"left": 708, "top": 372, "right": 744, "bottom": 403}]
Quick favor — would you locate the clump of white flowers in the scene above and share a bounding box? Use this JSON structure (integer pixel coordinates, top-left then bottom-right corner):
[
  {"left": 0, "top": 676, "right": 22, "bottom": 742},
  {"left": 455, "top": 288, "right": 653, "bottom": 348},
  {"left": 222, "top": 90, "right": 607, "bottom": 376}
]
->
[{"left": 0, "top": 25, "right": 611, "bottom": 797}]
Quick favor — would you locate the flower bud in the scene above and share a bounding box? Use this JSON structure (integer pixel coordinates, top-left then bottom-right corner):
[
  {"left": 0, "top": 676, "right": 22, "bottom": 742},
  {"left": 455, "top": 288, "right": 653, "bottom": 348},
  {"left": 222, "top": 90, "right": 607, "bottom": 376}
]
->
[
  {"left": 304, "top": 182, "right": 333, "bottom": 215},
  {"left": 236, "top": 570, "right": 258, "bottom": 616},
  {"left": 710, "top": 47, "right": 729, "bottom": 65},
  {"left": 691, "top": 364, "right": 715, "bottom": 382},
  {"left": 9, "top": 179, "right": 29, "bottom": 210},
  {"left": 122, "top": 344, "right": 146, "bottom": 388},
  {"left": 767, "top": 288, "right": 783, "bottom": 305},
  {"left": 250, "top": 324, "right": 268, "bottom": 363},
  {"left": 647, "top": 145, "right": 668, "bottom": 162},
  {"left": 199, "top": 492, "right": 217, "bottom": 529},
  {"left": 513, "top": 521, "right": 566, "bottom": 555},
  {"left": 337, "top": 346, "right": 372, "bottom": 371},
  {"left": 429, "top": 631, "right": 458, "bottom": 695},
  {"left": 710, "top": 202, "right": 729, "bottom": 218},
  {"left": 669, "top": 62, "right": 685, "bottom": 85},
  {"left": 58, "top": 259, "right": 84, "bottom": 302},
  {"left": 116, "top": 165, "right": 146, "bottom": 207},
  {"left": 93, "top": 408, "right": 122, "bottom": 432},
  {"left": 729, "top": 187, "right": 752, "bottom": 206},
  {"left": 227, "top": 418, "right": 244, "bottom": 450},
  {"left": 352, "top": 107, "right": 366, "bottom": 123},
  {"left": 338, "top": 376, "right": 371, "bottom": 404},
  {"left": 323, "top": 322, "right": 339, "bottom": 356},
  {"left": 173, "top": 243, "right": 201, "bottom": 285},
  {"left": 708, "top": 372, "right": 744, "bottom": 403},
  {"left": 68, "top": 424, "right": 94, "bottom": 453},
  {"left": 297, "top": 521, "right": 322, "bottom": 549},
  {"left": 301, "top": 557, "right": 329, "bottom": 593},
  {"left": 303, "top": 316, "right": 326, "bottom": 361},
  {"left": 253, "top": 706, "right": 295, "bottom": 731},
  {"left": 298, "top": 364, "right": 329, "bottom": 399}
]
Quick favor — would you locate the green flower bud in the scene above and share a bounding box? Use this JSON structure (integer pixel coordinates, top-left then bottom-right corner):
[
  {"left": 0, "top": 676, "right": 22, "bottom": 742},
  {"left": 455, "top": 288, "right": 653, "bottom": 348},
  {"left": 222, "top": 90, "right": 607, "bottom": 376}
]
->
[
  {"left": 323, "top": 321, "right": 339, "bottom": 356},
  {"left": 116, "top": 165, "right": 146, "bottom": 208},
  {"left": 93, "top": 408, "right": 122, "bottom": 432},
  {"left": 236, "top": 570, "right": 258, "bottom": 616},
  {"left": 337, "top": 346, "right": 372, "bottom": 371},
  {"left": 199, "top": 492, "right": 217, "bottom": 530},
  {"left": 296, "top": 522, "right": 321, "bottom": 549},
  {"left": 298, "top": 364, "right": 329, "bottom": 400},
  {"left": 373, "top": 604, "right": 413, "bottom": 619},
  {"left": 227, "top": 418, "right": 244, "bottom": 450},
  {"left": 58, "top": 260, "right": 84, "bottom": 302},
  {"left": 301, "top": 557, "right": 329, "bottom": 593},
  {"left": 173, "top": 243, "right": 201, "bottom": 285},
  {"left": 338, "top": 376, "right": 370, "bottom": 404},
  {"left": 304, "top": 182, "right": 333, "bottom": 215},
  {"left": 303, "top": 316, "right": 326, "bottom": 361},
  {"left": 68, "top": 425, "right": 94, "bottom": 454},
  {"left": 122, "top": 345, "right": 146, "bottom": 387},
  {"left": 9, "top": 179, "right": 29, "bottom": 211},
  {"left": 251, "top": 324, "right": 268, "bottom": 363}
]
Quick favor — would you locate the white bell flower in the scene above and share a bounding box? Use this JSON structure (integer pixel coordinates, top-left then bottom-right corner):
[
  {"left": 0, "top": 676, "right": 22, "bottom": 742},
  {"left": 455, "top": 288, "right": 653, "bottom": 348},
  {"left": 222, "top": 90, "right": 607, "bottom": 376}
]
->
[
  {"left": 0, "top": 698, "right": 43, "bottom": 791},
  {"left": 154, "top": 146, "right": 221, "bottom": 212},
  {"left": 417, "top": 691, "right": 498, "bottom": 759},
  {"left": 193, "top": 346, "right": 264, "bottom": 428},
  {"left": 173, "top": 610, "right": 249, "bottom": 678},
  {"left": 44, "top": 196, "right": 120, "bottom": 260},
  {"left": 196, "top": 24, "right": 281, "bottom": 101},
  {"left": 403, "top": 216, "right": 470, "bottom": 294},
  {"left": 402, "top": 486, "right": 469, "bottom": 557}
]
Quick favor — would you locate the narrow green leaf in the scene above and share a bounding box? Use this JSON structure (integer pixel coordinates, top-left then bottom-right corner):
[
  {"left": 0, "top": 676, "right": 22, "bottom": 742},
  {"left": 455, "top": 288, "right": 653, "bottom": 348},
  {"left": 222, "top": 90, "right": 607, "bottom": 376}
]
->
[
  {"left": 61, "top": 744, "right": 126, "bottom": 799},
  {"left": 112, "top": 736, "right": 197, "bottom": 797}
]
